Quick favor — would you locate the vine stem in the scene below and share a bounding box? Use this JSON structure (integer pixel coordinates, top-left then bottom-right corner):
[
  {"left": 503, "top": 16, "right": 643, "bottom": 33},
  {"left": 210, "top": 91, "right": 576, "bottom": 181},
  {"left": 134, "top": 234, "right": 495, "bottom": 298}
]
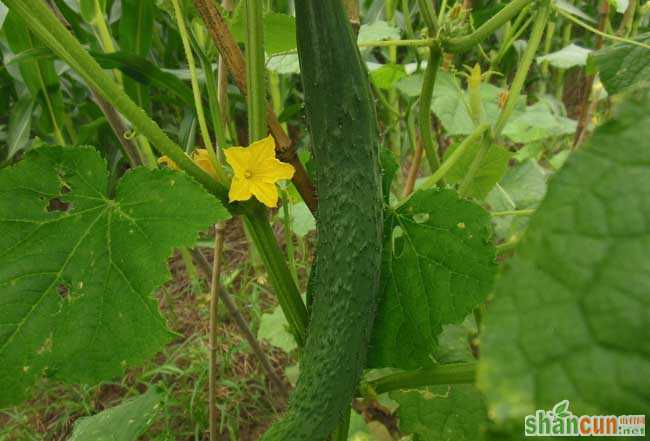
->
[
  {"left": 461, "top": 1, "right": 551, "bottom": 198},
  {"left": 367, "top": 363, "right": 476, "bottom": 395},
  {"left": 243, "top": 1, "right": 309, "bottom": 344},
  {"left": 170, "top": 0, "right": 227, "bottom": 183},
  {"left": 208, "top": 223, "right": 225, "bottom": 441},
  {"left": 244, "top": 0, "right": 266, "bottom": 141},
  {"left": 492, "top": 208, "right": 535, "bottom": 217},
  {"left": 418, "top": 45, "right": 443, "bottom": 171},
  {"left": 556, "top": 7, "right": 650, "bottom": 50},
  {"left": 423, "top": 123, "right": 491, "bottom": 191},
  {"left": 445, "top": 0, "right": 536, "bottom": 52},
  {"left": 243, "top": 206, "right": 308, "bottom": 345}
]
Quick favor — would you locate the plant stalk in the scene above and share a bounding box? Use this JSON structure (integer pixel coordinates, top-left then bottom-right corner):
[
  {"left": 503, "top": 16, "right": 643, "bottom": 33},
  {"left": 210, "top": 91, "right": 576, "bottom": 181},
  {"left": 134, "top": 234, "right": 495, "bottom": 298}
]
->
[
  {"left": 244, "top": 0, "right": 267, "bottom": 142},
  {"left": 445, "top": 0, "right": 535, "bottom": 52},
  {"left": 368, "top": 363, "right": 477, "bottom": 395},
  {"left": 423, "top": 123, "right": 490, "bottom": 191},
  {"left": 209, "top": 223, "right": 225, "bottom": 441},
  {"left": 419, "top": 45, "right": 443, "bottom": 171},
  {"left": 495, "top": 0, "right": 552, "bottom": 137}
]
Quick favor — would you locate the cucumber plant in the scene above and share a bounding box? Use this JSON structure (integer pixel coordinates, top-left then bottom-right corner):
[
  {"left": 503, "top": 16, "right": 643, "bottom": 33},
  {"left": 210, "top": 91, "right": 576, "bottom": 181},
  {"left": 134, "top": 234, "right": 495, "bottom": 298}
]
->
[{"left": 0, "top": 0, "right": 648, "bottom": 440}]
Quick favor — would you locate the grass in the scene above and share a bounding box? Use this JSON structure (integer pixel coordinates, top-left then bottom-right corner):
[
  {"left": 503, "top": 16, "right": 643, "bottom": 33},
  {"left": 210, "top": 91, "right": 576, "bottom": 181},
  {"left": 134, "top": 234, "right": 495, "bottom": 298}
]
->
[{"left": 0, "top": 216, "right": 314, "bottom": 441}]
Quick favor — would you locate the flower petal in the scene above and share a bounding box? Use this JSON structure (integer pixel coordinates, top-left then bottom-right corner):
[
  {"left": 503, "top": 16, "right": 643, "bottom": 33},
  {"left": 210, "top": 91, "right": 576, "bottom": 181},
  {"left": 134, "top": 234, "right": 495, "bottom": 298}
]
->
[
  {"left": 254, "top": 158, "right": 295, "bottom": 183},
  {"left": 224, "top": 147, "right": 251, "bottom": 177},
  {"left": 192, "top": 149, "right": 219, "bottom": 180},
  {"left": 250, "top": 181, "right": 279, "bottom": 207},
  {"left": 158, "top": 155, "right": 180, "bottom": 170},
  {"left": 248, "top": 135, "right": 276, "bottom": 165},
  {"left": 228, "top": 177, "right": 253, "bottom": 202}
]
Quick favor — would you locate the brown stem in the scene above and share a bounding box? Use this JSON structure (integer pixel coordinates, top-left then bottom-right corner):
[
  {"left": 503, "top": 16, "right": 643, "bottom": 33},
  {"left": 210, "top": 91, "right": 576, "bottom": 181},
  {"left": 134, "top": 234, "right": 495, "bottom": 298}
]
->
[
  {"left": 191, "top": 248, "right": 289, "bottom": 398},
  {"left": 343, "top": 0, "right": 361, "bottom": 35},
  {"left": 192, "top": 0, "right": 318, "bottom": 213},
  {"left": 402, "top": 141, "right": 424, "bottom": 197},
  {"left": 217, "top": 0, "right": 234, "bottom": 129},
  {"left": 208, "top": 223, "right": 224, "bottom": 441},
  {"left": 573, "top": 0, "right": 609, "bottom": 149},
  {"left": 90, "top": 90, "right": 143, "bottom": 167}
]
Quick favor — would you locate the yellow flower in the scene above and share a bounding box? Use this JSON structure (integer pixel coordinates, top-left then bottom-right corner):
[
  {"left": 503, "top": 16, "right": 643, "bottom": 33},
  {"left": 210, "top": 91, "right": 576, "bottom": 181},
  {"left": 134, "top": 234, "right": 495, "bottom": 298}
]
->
[
  {"left": 224, "top": 135, "right": 295, "bottom": 208},
  {"left": 158, "top": 149, "right": 220, "bottom": 180}
]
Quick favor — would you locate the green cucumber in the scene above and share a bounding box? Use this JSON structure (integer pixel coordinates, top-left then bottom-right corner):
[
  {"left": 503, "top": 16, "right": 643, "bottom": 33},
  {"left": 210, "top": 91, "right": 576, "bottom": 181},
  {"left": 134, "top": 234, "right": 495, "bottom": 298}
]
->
[{"left": 260, "top": 1, "right": 384, "bottom": 440}]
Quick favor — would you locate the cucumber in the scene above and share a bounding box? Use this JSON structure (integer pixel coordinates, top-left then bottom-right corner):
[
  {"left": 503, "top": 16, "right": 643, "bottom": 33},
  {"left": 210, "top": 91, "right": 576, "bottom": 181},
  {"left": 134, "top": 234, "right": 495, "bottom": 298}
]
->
[{"left": 260, "top": 1, "right": 384, "bottom": 440}]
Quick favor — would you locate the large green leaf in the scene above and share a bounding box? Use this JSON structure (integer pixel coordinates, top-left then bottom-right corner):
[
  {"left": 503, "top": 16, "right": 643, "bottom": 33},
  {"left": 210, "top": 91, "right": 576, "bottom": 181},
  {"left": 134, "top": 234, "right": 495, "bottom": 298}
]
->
[
  {"left": 369, "top": 189, "right": 496, "bottom": 369},
  {"left": 68, "top": 388, "right": 162, "bottom": 441},
  {"left": 587, "top": 33, "right": 650, "bottom": 95},
  {"left": 392, "top": 385, "right": 487, "bottom": 441},
  {"left": 479, "top": 95, "right": 650, "bottom": 430},
  {"left": 0, "top": 146, "right": 229, "bottom": 407}
]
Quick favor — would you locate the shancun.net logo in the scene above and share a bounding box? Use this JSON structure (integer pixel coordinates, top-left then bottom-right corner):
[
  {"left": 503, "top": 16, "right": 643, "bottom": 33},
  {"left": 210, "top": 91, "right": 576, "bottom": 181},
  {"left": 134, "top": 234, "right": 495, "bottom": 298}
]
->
[{"left": 524, "top": 400, "right": 645, "bottom": 437}]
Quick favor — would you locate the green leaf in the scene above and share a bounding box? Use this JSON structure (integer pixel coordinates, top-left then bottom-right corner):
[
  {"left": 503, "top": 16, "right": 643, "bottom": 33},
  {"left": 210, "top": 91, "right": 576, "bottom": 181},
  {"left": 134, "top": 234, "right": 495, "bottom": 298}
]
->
[
  {"left": 0, "top": 3, "right": 8, "bottom": 28},
  {"left": 553, "top": 0, "right": 596, "bottom": 23},
  {"left": 68, "top": 388, "right": 162, "bottom": 441},
  {"left": 257, "top": 305, "right": 298, "bottom": 353},
  {"left": 348, "top": 410, "right": 392, "bottom": 441},
  {"left": 431, "top": 72, "right": 524, "bottom": 136},
  {"left": 587, "top": 33, "right": 650, "bottom": 95},
  {"left": 289, "top": 202, "right": 315, "bottom": 238},
  {"left": 502, "top": 100, "right": 577, "bottom": 144},
  {"left": 230, "top": 13, "right": 297, "bottom": 55},
  {"left": 3, "top": 12, "right": 66, "bottom": 139},
  {"left": 444, "top": 142, "right": 513, "bottom": 200},
  {"left": 5, "top": 95, "right": 34, "bottom": 161},
  {"left": 79, "top": 0, "right": 106, "bottom": 23},
  {"left": 370, "top": 64, "right": 407, "bottom": 90},
  {"left": 396, "top": 73, "right": 424, "bottom": 98},
  {"left": 392, "top": 385, "right": 488, "bottom": 441},
  {"left": 357, "top": 20, "right": 401, "bottom": 45},
  {"left": 0, "top": 146, "right": 229, "bottom": 407},
  {"left": 478, "top": 95, "right": 650, "bottom": 429},
  {"left": 434, "top": 314, "right": 477, "bottom": 363},
  {"left": 267, "top": 53, "right": 301, "bottom": 74},
  {"left": 262, "top": 13, "right": 297, "bottom": 55},
  {"left": 91, "top": 51, "right": 195, "bottom": 107},
  {"left": 430, "top": 71, "right": 474, "bottom": 136},
  {"left": 369, "top": 189, "right": 496, "bottom": 369},
  {"left": 486, "top": 160, "right": 548, "bottom": 241},
  {"left": 536, "top": 44, "right": 591, "bottom": 69},
  {"left": 119, "top": 0, "right": 155, "bottom": 110},
  {"left": 380, "top": 147, "right": 399, "bottom": 204}
]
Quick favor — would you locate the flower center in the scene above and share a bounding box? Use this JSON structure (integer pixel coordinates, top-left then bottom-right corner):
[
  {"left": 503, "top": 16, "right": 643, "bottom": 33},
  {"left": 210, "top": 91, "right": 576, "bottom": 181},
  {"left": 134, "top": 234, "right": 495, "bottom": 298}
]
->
[{"left": 244, "top": 169, "right": 253, "bottom": 179}]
